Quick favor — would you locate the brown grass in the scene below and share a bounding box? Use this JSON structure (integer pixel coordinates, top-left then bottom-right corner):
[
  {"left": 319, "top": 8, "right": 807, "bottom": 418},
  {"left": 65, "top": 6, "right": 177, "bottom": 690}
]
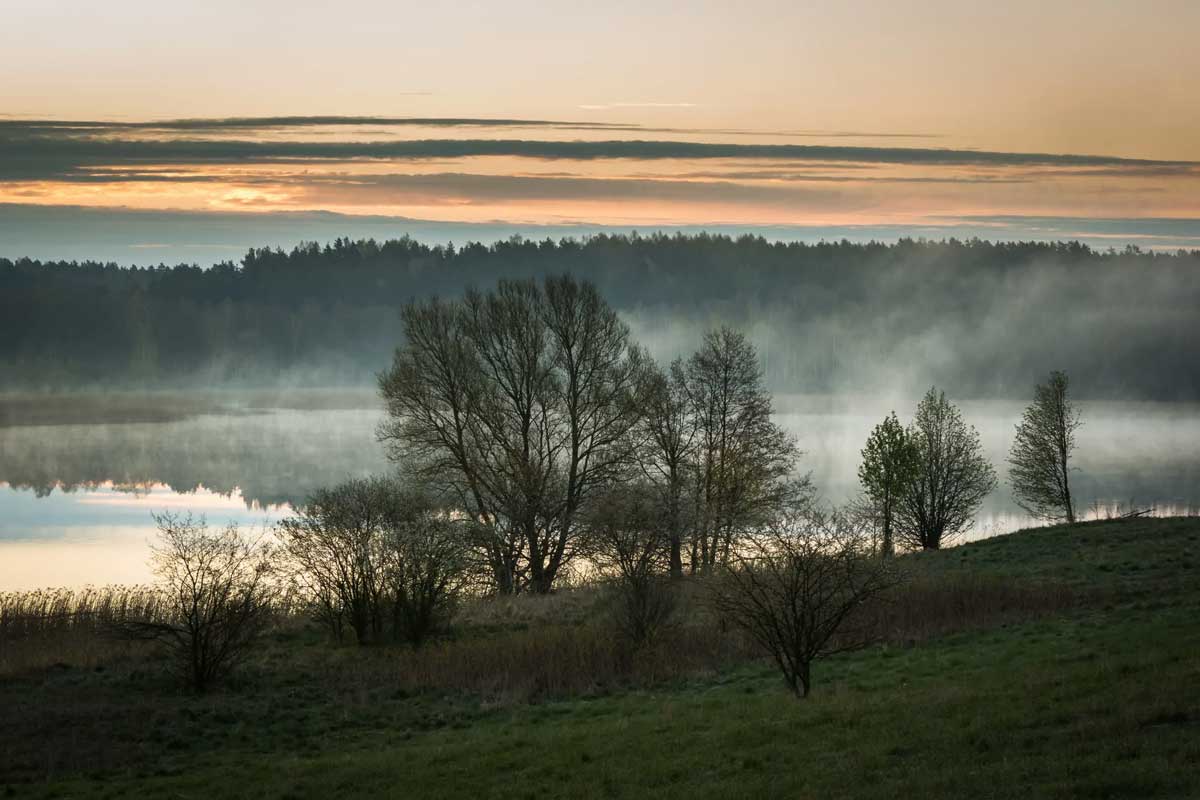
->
[
  {"left": 869, "top": 572, "right": 1081, "bottom": 645},
  {"left": 0, "top": 569, "right": 1082, "bottom": 691}
]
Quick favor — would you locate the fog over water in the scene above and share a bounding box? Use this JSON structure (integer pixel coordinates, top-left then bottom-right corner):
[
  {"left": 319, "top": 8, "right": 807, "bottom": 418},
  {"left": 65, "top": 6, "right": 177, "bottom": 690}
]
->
[{"left": 2, "top": 390, "right": 1196, "bottom": 590}]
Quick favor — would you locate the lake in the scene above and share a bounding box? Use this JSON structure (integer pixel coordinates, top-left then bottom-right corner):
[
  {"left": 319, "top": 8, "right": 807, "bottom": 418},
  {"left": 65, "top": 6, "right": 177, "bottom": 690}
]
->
[{"left": 2, "top": 389, "right": 1197, "bottom": 589}]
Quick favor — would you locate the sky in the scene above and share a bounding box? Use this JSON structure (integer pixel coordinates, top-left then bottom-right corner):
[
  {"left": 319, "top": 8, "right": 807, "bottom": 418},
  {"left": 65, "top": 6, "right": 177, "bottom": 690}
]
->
[{"left": 3, "top": 0, "right": 1199, "bottom": 263}]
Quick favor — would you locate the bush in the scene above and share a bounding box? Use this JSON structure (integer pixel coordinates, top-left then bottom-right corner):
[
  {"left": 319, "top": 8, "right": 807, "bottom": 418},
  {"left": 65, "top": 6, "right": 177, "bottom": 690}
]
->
[
  {"left": 280, "top": 477, "right": 471, "bottom": 646},
  {"left": 711, "top": 506, "right": 899, "bottom": 697},
  {"left": 115, "top": 513, "right": 276, "bottom": 692}
]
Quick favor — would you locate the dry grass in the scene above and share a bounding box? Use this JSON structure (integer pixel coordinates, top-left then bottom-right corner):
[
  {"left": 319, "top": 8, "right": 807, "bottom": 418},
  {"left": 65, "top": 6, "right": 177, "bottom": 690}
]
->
[
  {"left": 0, "top": 586, "right": 167, "bottom": 638},
  {"left": 868, "top": 572, "right": 1081, "bottom": 645},
  {"left": 0, "top": 586, "right": 169, "bottom": 676},
  {"left": 0, "top": 566, "right": 1080, "bottom": 691}
]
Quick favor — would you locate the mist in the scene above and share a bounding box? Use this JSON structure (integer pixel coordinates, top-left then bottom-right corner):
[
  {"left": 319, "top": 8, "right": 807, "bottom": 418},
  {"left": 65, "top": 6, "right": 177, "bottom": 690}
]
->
[{"left": 3, "top": 235, "right": 1198, "bottom": 401}]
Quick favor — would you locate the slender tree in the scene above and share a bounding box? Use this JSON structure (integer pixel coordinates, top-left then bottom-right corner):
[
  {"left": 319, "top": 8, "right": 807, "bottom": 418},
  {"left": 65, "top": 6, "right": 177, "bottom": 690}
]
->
[
  {"left": 858, "top": 411, "right": 920, "bottom": 556},
  {"left": 897, "top": 388, "right": 997, "bottom": 550},
  {"left": 1008, "top": 370, "right": 1082, "bottom": 523},
  {"left": 684, "top": 328, "right": 800, "bottom": 573},
  {"left": 635, "top": 359, "right": 696, "bottom": 578}
]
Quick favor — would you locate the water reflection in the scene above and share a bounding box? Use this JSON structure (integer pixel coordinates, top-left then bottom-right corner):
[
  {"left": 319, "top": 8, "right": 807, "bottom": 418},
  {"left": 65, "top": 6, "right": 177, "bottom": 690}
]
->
[{"left": 1, "top": 392, "right": 1197, "bottom": 589}]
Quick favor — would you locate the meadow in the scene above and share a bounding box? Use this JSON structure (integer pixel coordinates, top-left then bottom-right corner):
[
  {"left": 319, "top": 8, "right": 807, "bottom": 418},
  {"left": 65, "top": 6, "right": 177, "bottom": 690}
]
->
[{"left": 2, "top": 516, "right": 1196, "bottom": 798}]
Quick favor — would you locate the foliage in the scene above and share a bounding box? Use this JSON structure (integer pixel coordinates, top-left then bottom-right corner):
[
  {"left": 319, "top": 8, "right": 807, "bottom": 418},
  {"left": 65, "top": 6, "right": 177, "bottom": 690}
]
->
[
  {"left": 1009, "top": 370, "right": 1082, "bottom": 522},
  {"left": 897, "top": 388, "right": 997, "bottom": 550},
  {"left": 278, "top": 477, "right": 396, "bottom": 644},
  {"left": 4, "top": 236, "right": 1199, "bottom": 400},
  {"left": 858, "top": 411, "right": 920, "bottom": 556},
  {"left": 584, "top": 482, "right": 679, "bottom": 647},
  {"left": 634, "top": 358, "right": 697, "bottom": 578},
  {"left": 380, "top": 503, "right": 471, "bottom": 646}
]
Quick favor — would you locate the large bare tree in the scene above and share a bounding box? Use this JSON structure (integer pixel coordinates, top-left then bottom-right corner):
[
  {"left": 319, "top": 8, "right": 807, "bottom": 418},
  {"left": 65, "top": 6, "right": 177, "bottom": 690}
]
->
[
  {"left": 685, "top": 328, "right": 800, "bottom": 573},
  {"left": 897, "top": 388, "right": 997, "bottom": 550},
  {"left": 379, "top": 276, "right": 647, "bottom": 594},
  {"left": 1008, "top": 370, "right": 1082, "bottom": 523}
]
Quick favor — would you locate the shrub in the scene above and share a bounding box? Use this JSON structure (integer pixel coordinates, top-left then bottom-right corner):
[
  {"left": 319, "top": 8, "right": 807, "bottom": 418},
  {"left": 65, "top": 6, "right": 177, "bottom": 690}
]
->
[{"left": 115, "top": 513, "right": 276, "bottom": 692}]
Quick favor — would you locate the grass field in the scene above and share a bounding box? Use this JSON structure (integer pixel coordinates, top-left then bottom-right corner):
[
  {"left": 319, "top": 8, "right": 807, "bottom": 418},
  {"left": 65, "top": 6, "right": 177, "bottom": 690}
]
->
[{"left": 3, "top": 517, "right": 1198, "bottom": 798}]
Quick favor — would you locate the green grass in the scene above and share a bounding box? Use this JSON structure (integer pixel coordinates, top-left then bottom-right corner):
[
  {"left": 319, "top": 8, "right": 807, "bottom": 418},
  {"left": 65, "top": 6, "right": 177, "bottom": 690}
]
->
[{"left": 5, "top": 518, "right": 1199, "bottom": 799}]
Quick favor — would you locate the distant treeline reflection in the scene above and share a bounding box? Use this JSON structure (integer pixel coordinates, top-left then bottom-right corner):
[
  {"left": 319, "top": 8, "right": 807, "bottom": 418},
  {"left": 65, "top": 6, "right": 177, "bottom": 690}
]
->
[{"left": 2, "top": 235, "right": 1197, "bottom": 398}]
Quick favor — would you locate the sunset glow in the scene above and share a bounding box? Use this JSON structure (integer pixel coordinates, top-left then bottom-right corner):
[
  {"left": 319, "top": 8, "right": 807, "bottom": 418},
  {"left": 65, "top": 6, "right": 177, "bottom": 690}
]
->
[{"left": 3, "top": 0, "right": 1199, "bottom": 261}]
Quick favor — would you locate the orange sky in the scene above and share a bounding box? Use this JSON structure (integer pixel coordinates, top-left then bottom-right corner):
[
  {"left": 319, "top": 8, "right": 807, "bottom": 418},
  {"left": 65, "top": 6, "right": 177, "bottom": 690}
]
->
[{"left": 2, "top": 0, "right": 1199, "bottom": 245}]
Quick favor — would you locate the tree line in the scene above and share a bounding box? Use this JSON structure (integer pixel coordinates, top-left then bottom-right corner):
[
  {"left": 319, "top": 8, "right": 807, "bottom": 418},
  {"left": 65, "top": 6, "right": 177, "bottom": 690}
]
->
[{"left": 3, "top": 234, "right": 1197, "bottom": 399}]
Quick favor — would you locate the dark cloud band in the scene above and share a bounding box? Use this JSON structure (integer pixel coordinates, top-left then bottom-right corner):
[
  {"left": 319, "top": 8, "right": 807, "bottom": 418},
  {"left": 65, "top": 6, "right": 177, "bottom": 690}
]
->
[{"left": 2, "top": 116, "right": 1195, "bottom": 186}]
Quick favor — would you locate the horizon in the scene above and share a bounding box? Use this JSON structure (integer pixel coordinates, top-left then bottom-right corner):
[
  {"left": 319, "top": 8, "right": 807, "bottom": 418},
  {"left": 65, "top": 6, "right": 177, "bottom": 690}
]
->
[{"left": 4, "top": 0, "right": 1200, "bottom": 263}]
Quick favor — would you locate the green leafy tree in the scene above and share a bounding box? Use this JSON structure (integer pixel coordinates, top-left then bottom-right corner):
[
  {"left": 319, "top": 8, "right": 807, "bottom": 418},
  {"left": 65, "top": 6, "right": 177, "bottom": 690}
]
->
[
  {"left": 898, "top": 388, "right": 997, "bottom": 550},
  {"left": 1009, "top": 370, "right": 1082, "bottom": 523},
  {"left": 858, "top": 411, "right": 920, "bottom": 556}
]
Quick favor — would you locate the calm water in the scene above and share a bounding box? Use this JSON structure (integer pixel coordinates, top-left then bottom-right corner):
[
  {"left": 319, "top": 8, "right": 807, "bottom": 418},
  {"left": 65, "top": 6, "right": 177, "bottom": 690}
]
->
[{"left": 1, "top": 390, "right": 1197, "bottom": 589}]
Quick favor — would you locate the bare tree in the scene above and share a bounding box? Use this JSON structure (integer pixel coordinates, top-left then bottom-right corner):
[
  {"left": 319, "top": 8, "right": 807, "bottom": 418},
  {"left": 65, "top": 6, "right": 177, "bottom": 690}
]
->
[
  {"left": 1009, "top": 370, "right": 1082, "bottom": 523},
  {"left": 635, "top": 359, "right": 696, "bottom": 578},
  {"left": 380, "top": 496, "right": 471, "bottom": 646},
  {"left": 376, "top": 296, "right": 523, "bottom": 593},
  {"left": 897, "top": 388, "right": 997, "bottom": 550},
  {"left": 379, "top": 275, "right": 647, "bottom": 594},
  {"left": 711, "top": 506, "right": 898, "bottom": 697},
  {"left": 685, "top": 328, "right": 800, "bottom": 572},
  {"left": 858, "top": 411, "right": 920, "bottom": 557},
  {"left": 119, "top": 513, "right": 275, "bottom": 692},
  {"left": 585, "top": 482, "right": 677, "bottom": 646},
  {"left": 278, "top": 477, "right": 397, "bottom": 644}
]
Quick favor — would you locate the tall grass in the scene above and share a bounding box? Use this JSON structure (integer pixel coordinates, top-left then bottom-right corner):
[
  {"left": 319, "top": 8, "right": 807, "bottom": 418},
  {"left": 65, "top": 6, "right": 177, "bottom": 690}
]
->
[
  {"left": 0, "top": 586, "right": 170, "bottom": 675},
  {"left": 0, "top": 585, "right": 168, "bottom": 640},
  {"left": 1, "top": 569, "right": 1081, "bottom": 690}
]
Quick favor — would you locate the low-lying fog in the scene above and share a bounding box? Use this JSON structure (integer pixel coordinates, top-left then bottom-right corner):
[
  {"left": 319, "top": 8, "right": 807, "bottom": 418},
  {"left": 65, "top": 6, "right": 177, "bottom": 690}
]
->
[{"left": 2, "top": 389, "right": 1196, "bottom": 589}]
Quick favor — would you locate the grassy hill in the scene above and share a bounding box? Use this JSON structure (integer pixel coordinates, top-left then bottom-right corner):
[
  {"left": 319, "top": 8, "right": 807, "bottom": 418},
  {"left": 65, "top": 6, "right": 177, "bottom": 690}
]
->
[{"left": 4, "top": 517, "right": 1199, "bottom": 799}]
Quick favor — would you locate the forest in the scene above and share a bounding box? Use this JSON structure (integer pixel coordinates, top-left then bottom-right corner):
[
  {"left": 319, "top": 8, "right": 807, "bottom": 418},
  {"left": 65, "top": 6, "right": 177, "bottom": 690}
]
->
[{"left": 3, "top": 234, "right": 1198, "bottom": 398}]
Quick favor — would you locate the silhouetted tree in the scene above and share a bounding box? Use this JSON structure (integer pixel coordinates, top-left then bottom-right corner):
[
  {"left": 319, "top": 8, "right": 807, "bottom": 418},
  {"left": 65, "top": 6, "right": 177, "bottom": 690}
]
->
[
  {"left": 379, "top": 275, "right": 647, "bottom": 594},
  {"left": 685, "top": 328, "right": 800, "bottom": 572},
  {"left": 1009, "top": 370, "right": 1082, "bottom": 523},
  {"left": 858, "top": 411, "right": 920, "bottom": 556},
  {"left": 635, "top": 359, "right": 696, "bottom": 578},
  {"left": 897, "top": 388, "right": 997, "bottom": 549},
  {"left": 118, "top": 513, "right": 275, "bottom": 692},
  {"left": 585, "top": 482, "right": 677, "bottom": 647},
  {"left": 279, "top": 477, "right": 397, "bottom": 644},
  {"left": 380, "top": 496, "right": 470, "bottom": 646},
  {"left": 711, "top": 505, "right": 898, "bottom": 698}
]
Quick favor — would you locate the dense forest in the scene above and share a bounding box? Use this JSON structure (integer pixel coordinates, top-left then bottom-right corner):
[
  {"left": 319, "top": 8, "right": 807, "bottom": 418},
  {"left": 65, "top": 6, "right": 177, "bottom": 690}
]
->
[{"left": 2, "top": 234, "right": 1198, "bottom": 398}]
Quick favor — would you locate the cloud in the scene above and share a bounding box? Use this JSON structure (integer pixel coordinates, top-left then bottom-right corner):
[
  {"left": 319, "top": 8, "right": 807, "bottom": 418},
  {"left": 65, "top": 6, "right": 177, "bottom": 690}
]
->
[
  {"left": 280, "top": 171, "right": 865, "bottom": 210},
  {"left": 2, "top": 125, "right": 1196, "bottom": 186}
]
